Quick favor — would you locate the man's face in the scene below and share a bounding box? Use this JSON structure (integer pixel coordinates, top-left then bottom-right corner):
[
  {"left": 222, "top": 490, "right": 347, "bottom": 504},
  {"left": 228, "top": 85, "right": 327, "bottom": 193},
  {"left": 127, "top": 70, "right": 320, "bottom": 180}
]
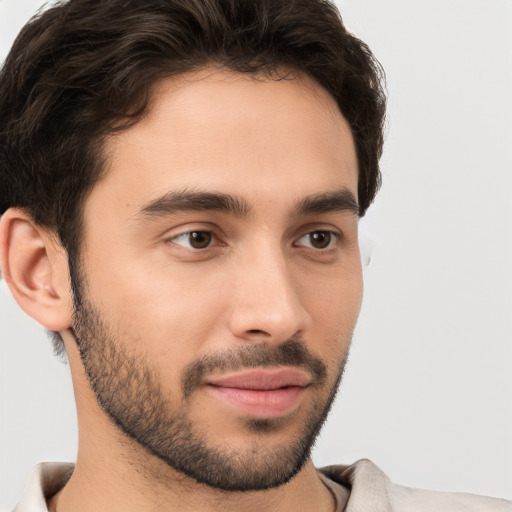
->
[{"left": 71, "top": 70, "right": 362, "bottom": 491}]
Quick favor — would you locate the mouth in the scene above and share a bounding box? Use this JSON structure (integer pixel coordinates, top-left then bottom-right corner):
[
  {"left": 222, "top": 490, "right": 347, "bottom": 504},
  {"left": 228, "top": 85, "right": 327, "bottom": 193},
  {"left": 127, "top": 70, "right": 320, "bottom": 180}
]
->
[{"left": 206, "top": 368, "right": 311, "bottom": 419}]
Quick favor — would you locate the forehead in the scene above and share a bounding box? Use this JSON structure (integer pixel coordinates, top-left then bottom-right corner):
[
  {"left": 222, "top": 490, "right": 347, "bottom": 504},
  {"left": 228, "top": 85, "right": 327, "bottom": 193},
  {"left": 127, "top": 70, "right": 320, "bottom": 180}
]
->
[{"left": 90, "top": 69, "right": 358, "bottom": 218}]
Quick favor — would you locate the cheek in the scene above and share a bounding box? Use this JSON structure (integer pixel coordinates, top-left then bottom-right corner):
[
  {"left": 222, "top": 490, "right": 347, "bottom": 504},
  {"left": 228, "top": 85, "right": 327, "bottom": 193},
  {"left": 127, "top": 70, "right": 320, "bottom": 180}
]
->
[
  {"left": 85, "top": 257, "right": 232, "bottom": 364},
  {"left": 303, "top": 253, "right": 363, "bottom": 313},
  {"left": 300, "top": 262, "right": 363, "bottom": 355}
]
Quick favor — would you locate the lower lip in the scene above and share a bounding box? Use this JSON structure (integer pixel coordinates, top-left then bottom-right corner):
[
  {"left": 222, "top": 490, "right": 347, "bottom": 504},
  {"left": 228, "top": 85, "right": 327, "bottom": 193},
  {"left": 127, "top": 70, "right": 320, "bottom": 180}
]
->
[{"left": 207, "top": 385, "right": 306, "bottom": 418}]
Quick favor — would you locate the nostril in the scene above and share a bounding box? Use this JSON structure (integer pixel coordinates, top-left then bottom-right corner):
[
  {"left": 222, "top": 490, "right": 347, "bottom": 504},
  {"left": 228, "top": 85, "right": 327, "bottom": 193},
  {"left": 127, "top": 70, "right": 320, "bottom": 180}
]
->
[{"left": 247, "top": 329, "right": 270, "bottom": 336}]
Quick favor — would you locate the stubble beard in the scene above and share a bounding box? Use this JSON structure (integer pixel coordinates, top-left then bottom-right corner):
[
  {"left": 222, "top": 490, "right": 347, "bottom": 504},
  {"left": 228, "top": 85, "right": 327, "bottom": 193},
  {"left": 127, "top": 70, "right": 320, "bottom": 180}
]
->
[{"left": 70, "top": 268, "right": 349, "bottom": 492}]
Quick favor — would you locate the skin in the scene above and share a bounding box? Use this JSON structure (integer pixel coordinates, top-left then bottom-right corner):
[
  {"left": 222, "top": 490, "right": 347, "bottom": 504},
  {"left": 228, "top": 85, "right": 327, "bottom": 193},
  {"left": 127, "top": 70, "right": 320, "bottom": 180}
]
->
[{"left": 1, "top": 69, "right": 361, "bottom": 511}]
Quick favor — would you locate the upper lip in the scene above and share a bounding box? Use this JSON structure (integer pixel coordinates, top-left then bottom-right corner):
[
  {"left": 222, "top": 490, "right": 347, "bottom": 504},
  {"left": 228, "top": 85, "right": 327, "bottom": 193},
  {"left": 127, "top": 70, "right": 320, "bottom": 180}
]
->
[{"left": 206, "top": 368, "right": 311, "bottom": 390}]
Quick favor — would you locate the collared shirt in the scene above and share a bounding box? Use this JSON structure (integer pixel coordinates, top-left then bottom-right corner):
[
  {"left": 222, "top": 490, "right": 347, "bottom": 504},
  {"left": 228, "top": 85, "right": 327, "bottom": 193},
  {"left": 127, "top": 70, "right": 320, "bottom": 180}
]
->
[{"left": 13, "top": 459, "right": 511, "bottom": 512}]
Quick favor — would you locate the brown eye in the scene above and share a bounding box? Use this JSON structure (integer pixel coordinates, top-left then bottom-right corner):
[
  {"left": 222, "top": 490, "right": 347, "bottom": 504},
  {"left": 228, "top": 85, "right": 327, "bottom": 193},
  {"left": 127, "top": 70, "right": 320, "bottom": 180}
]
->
[
  {"left": 309, "top": 231, "right": 331, "bottom": 248},
  {"left": 171, "top": 231, "right": 213, "bottom": 249},
  {"left": 189, "top": 231, "right": 212, "bottom": 249},
  {"left": 296, "top": 230, "right": 337, "bottom": 249}
]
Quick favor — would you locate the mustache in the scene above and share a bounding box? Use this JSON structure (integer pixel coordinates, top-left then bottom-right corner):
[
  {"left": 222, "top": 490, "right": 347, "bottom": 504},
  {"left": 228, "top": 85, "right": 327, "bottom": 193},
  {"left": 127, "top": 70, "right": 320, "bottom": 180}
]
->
[{"left": 181, "top": 338, "right": 327, "bottom": 398}]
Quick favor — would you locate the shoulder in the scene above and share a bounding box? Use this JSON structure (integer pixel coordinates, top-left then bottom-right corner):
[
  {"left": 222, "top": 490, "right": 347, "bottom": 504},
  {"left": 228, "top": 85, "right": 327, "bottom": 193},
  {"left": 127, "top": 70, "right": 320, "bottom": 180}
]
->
[
  {"left": 319, "top": 459, "right": 511, "bottom": 512},
  {"left": 13, "top": 462, "right": 74, "bottom": 512}
]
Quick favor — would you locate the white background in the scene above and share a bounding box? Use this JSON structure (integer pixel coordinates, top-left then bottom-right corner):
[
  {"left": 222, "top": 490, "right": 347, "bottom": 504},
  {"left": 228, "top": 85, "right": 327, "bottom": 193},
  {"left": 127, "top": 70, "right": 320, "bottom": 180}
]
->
[{"left": 1, "top": 0, "right": 511, "bottom": 509}]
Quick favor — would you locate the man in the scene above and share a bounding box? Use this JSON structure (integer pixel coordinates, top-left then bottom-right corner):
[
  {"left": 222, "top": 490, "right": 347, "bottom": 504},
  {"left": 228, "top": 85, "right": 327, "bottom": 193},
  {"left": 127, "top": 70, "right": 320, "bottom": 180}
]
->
[{"left": 0, "top": 0, "right": 509, "bottom": 511}]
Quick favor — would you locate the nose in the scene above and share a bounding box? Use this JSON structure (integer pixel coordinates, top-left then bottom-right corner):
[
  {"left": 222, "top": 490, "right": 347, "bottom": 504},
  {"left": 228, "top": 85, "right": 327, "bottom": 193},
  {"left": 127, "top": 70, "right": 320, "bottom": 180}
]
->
[{"left": 227, "top": 245, "right": 311, "bottom": 344}]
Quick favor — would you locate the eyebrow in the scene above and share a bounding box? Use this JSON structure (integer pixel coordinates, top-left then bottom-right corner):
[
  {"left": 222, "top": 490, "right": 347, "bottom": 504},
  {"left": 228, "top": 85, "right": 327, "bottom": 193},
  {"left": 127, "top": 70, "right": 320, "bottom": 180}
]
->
[
  {"left": 138, "top": 190, "right": 251, "bottom": 219},
  {"left": 137, "top": 187, "right": 359, "bottom": 221},
  {"left": 295, "top": 188, "right": 359, "bottom": 217}
]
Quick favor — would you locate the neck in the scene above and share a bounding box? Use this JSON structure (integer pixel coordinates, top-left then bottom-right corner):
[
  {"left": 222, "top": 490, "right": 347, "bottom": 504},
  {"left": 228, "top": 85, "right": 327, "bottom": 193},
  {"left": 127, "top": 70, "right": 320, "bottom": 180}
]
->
[{"left": 49, "top": 452, "right": 337, "bottom": 512}]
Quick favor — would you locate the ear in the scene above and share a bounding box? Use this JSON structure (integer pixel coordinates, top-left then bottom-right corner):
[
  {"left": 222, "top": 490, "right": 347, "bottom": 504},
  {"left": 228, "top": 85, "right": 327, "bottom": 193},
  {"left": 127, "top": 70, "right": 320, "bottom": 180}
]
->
[{"left": 0, "top": 208, "right": 73, "bottom": 331}]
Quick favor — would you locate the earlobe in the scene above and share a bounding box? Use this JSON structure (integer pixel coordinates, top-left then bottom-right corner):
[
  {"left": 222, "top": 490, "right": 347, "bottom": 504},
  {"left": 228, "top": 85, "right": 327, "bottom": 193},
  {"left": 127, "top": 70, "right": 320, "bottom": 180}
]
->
[{"left": 0, "top": 208, "right": 73, "bottom": 331}]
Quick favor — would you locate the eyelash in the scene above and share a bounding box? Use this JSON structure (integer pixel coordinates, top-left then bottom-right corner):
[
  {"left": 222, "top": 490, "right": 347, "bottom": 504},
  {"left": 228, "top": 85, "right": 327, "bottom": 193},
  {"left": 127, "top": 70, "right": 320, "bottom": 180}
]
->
[
  {"left": 294, "top": 230, "right": 341, "bottom": 250},
  {"left": 170, "top": 230, "right": 219, "bottom": 250},
  {"left": 168, "top": 229, "right": 341, "bottom": 251}
]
